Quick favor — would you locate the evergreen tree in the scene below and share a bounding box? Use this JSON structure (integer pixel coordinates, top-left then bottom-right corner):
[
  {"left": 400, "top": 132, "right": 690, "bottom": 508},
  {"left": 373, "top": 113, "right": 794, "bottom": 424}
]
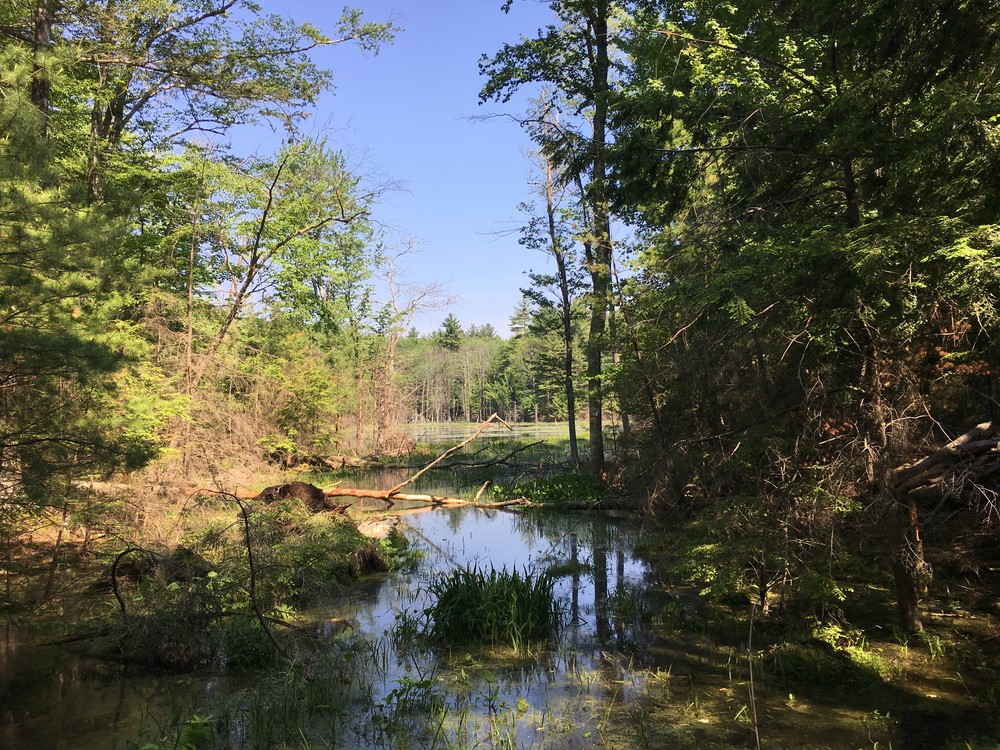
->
[
  {"left": 613, "top": 0, "right": 1000, "bottom": 630},
  {"left": 435, "top": 313, "right": 464, "bottom": 352}
]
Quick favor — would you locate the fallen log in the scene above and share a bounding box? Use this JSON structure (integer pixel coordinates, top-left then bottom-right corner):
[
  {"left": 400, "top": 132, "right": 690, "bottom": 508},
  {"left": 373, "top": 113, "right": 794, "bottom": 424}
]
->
[
  {"left": 893, "top": 421, "right": 1000, "bottom": 496},
  {"left": 319, "top": 486, "right": 532, "bottom": 510},
  {"left": 318, "top": 414, "right": 516, "bottom": 509},
  {"left": 321, "top": 487, "right": 466, "bottom": 504}
]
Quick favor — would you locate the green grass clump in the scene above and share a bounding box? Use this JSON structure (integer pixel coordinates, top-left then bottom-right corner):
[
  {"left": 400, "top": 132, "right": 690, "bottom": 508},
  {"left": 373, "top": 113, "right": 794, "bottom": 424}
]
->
[
  {"left": 425, "top": 566, "right": 560, "bottom": 648},
  {"left": 490, "top": 473, "right": 604, "bottom": 505}
]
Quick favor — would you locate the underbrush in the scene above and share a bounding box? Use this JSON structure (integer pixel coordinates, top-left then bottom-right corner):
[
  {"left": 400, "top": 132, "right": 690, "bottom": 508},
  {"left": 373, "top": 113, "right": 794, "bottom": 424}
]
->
[{"left": 84, "top": 496, "right": 399, "bottom": 671}]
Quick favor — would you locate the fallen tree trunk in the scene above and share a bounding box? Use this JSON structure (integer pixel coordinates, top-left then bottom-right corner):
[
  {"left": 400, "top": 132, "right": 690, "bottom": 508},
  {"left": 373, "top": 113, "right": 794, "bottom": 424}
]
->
[
  {"left": 893, "top": 421, "right": 999, "bottom": 496},
  {"left": 319, "top": 486, "right": 531, "bottom": 510},
  {"left": 320, "top": 484, "right": 536, "bottom": 510},
  {"left": 322, "top": 487, "right": 463, "bottom": 504},
  {"left": 317, "top": 414, "right": 515, "bottom": 509},
  {"left": 885, "top": 420, "right": 1000, "bottom": 634}
]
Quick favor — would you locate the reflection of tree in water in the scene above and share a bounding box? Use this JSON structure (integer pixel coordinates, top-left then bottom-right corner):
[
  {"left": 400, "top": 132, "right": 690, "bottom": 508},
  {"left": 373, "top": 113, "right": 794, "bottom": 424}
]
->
[
  {"left": 446, "top": 507, "right": 465, "bottom": 535},
  {"left": 593, "top": 523, "right": 612, "bottom": 642},
  {"left": 420, "top": 506, "right": 654, "bottom": 663},
  {"left": 570, "top": 532, "right": 580, "bottom": 626}
]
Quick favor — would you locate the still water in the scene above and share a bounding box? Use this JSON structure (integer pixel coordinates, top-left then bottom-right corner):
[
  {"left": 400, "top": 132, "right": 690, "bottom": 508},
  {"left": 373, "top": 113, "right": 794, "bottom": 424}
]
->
[{"left": 1, "top": 506, "right": 657, "bottom": 749}]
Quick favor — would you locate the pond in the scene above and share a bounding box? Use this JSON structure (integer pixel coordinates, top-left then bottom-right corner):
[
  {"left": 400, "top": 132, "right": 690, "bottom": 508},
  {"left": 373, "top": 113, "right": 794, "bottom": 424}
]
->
[
  {"left": 1, "top": 505, "right": 661, "bottom": 750},
  {"left": 395, "top": 422, "right": 585, "bottom": 445}
]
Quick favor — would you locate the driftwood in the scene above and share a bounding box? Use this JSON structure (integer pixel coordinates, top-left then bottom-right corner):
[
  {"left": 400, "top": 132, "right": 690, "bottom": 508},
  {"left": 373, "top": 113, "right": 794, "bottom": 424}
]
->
[{"left": 320, "top": 487, "right": 532, "bottom": 510}]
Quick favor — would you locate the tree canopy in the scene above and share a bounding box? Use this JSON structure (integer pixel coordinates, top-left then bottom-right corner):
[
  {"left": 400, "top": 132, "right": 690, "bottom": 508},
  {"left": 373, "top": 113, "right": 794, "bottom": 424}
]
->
[{"left": 2, "top": 0, "right": 999, "bottom": 638}]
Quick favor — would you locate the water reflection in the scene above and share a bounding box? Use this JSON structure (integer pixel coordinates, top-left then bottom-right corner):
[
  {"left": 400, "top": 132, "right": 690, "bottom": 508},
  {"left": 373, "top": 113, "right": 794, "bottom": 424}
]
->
[
  {"left": 0, "top": 624, "right": 248, "bottom": 750},
  {"left": 1, "top": 506, "right": 655, "bottom": 749}
]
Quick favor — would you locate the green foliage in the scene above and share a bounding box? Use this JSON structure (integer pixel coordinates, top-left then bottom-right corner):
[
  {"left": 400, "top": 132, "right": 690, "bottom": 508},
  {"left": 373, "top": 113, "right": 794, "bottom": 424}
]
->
[
  {"left": 220, "top": 618, "right": 280, "bottom": 670},
  {"left": 614, "top": 0, "right": 1000, "bottom": 467},
  {"left": 125, "top": 711, "right": 214, "bottom": 750},
  {"left": 107, "top": 500, "right": 393, "bottom": 670},
  {"left": 809, "top": 621, "right": 891, "bottom": 681},
  {"left": 491, "top": 473, "right": 604, "bottom": 505},
  {"left": 243, "top": 500, "right": 387, "bottom": 604},
  {"left": 0, "top": 0, "right": 396, "bottom": 562},
  {"left": 245, "top": 321, "right": 351, "bottom": 458},
  {"left": 0, "top": 106, "right": 167, "bottom": 535},
  {"left": 435, "top": 313, "right": 464, "bottom": 351},
  {"left": 608, "top": 0, "right": 1000, "bottom": 636},
  {"left": 765, "top": 640, "right": 889, "bottom": 689},
  {"left": 424, "top": 566, "right": 560, "bottom": 648}
]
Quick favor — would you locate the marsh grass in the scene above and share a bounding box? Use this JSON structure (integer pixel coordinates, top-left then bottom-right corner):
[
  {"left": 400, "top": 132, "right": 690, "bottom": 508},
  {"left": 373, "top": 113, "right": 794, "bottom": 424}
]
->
[
  {"left": 490, "top": 473, "right": 605, "bottom": 505},
  {"left": 607, "top": 583, "right": 650, "bottom": 624},
  {"left": 425, "top": 566, "right": 560, "bottom": 649}
]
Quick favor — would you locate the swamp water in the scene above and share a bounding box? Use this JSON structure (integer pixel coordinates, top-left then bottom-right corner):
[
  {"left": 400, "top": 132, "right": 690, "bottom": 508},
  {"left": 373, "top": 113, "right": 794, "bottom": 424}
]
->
[
  {"left": 1, "top": 506, "right": 665, "bottom": 750},
  {"left": 5, "top": 501, "right": 997, "bottom": 750}
]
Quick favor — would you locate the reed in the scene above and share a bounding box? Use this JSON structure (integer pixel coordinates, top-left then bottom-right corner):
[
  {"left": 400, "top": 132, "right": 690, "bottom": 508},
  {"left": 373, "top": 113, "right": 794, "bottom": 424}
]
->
[{"left": 425, "top": 565, "right": 560, "bottom": 649}]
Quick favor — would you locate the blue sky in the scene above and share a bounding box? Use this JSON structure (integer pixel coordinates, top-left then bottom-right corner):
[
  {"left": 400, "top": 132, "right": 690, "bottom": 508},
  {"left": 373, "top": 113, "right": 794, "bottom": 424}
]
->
[{"left": 237, "top": 1, "right": 557, "bottom": 336}]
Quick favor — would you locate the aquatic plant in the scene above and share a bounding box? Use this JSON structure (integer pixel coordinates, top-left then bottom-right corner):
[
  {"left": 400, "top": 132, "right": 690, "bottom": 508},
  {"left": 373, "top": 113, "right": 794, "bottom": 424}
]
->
[
  {"left": 490, "top": 473, "right": 605, "bottom": 505},
  {"left": 606, "top": 583, "right": 651, "bottom": 625},
  {"left": 425, "top": 565, "right": 560, "bottom": 648}
]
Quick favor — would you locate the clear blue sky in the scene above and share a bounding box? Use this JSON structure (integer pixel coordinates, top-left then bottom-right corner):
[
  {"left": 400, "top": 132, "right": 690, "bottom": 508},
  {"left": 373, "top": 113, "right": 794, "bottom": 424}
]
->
[{"left": 237, "top": 1, "right": 557, "bottom": 337}]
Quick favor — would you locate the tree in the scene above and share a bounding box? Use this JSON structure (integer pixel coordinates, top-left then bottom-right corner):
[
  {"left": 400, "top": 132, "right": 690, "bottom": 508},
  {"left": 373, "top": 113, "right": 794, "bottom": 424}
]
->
[
  {"left": 481, "top": 0, "right": 622, "bottom": 480},
  {"left": 612, "top": 0, "right": 1000, "bottom": 630},
  {"left": 66, "top": 1, "right": 390, "bottom": 200},
  {"left": 365, "top": 244, "right": 450, "bottom": 451},
  {"left": 435, "top": 313, "right": 464, "bottom": 352},
  {"left": 0, "top": 0, "right": 395, "bottom": 532},
  {"left": 467, "top": 324, "right": 499, "bottom": 339},
  {"left": 518, "top": 108, "right": 589, "bottom": 461},
  {"left": 158, "top": 138, "right": 378, "bottom": 395},
  {"left": 0, "top": 57, "right": 171, "bottom": 568}
]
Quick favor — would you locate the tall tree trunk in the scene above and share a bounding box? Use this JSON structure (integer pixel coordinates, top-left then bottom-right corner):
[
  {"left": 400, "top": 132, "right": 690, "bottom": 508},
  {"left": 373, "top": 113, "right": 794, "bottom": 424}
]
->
[
  {"left": 889, "top": 504, "right": 923, "bottom": 633},
  {"left": 561, "top": 277, "right": 580, "bottom": 467},
  {"left": 583, "top": 1, "right": 612, "bottom": 481},
  {"left": 585, "top": 256, "right": 609, "bottom": 480},
  {"left": 542, "top": 153, "right": 580, "bottom": 465},
  {"left": 88, "top": 98, "right": 106, "bottom": 203},
  {"left": 863, "top": 325, "right": 923, "bottom": 633},
  {"left": 31, "top": 0, "right": 53, "bottom": 137}
]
